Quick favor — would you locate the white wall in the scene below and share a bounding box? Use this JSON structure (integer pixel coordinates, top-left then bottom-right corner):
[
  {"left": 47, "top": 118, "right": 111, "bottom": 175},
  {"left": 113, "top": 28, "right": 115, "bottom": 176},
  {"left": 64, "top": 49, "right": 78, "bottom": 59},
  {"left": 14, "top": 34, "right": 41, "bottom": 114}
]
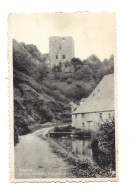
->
[{"left": 72, "top": 111, "right": 114, "bottom": 131}]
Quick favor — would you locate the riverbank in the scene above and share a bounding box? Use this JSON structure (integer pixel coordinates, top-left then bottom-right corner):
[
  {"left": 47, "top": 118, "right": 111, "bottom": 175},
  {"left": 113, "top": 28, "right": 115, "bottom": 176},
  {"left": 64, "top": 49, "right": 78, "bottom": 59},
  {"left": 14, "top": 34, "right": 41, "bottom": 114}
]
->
[
  {"left": 49, "top": 121, "right": 116, "bottom": 173},
  {"left": 38, "top": 133, "right": 115, "bottom": 178},
  {"left": 14, "top": 128, "right": 78, "bottom": 179},
  {"left": 29, "top": 122, "right": 71, "bottom": 133}
]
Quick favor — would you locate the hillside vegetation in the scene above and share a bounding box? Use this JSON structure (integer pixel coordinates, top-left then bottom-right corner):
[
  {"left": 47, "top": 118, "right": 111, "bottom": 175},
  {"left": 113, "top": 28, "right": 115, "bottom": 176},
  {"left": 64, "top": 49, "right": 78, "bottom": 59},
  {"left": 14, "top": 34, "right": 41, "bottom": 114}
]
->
[
  {"left": 92, "top": 119, "right": 115, "bottom": 170},
  {"left": 13, "top": 39, "right": 114, "bottom": 144}
]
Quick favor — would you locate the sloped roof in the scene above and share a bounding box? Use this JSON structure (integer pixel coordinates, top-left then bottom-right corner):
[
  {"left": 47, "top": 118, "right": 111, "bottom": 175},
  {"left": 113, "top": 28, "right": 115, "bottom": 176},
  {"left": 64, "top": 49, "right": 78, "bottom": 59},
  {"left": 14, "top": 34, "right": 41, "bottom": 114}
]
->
[
  {"left": 80, "top": 98, "right": 87, "bottom": 102},
  {"left": 69, "top": 101, "right": 78, "bottom": 107},
  {"left": 73, "top": 74, "right": 114, "bottom": 114}
]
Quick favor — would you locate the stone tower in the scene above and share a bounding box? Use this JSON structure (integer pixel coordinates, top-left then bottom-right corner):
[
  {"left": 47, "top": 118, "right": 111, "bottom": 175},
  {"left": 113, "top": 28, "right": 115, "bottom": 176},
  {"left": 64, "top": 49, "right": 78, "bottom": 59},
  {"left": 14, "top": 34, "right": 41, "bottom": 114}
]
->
[{"left": 49, "top": 36, "right": 75, "bottom": 68}]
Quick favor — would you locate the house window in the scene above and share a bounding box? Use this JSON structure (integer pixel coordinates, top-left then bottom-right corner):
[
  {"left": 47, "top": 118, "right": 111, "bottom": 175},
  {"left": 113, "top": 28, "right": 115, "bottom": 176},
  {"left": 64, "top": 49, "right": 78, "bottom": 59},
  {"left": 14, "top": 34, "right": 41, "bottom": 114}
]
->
[
  {"left": 82, "top": 113, "right": 85, "bottom": 118},
  {"left": 87, "top": 121, "right": 93, "bottom": 128},
  {"left": 62, "top": 55, "right": 65, "bottom": 59},
  {"left": 75, "top": 114, "right": 77, "bottom": 118},
  {"left": 59, "top": 46, "right": 61, "bottom": 50},
  {"left": 56, "top": 55, "right": 58, "bottom": 59},
  {"left": 108, "top": 113, "right": 111, "bottom": 118},
  {"left": 82, "top": 123, "right": 84, "bottom": 127}
]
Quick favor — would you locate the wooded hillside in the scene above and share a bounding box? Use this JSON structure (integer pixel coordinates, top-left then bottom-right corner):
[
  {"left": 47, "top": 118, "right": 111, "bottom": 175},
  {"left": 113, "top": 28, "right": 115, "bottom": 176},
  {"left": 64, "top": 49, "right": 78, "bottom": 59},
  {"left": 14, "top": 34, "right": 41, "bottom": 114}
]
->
[{"left": 13, "top": 40, "right": 114, "bottom": 144}]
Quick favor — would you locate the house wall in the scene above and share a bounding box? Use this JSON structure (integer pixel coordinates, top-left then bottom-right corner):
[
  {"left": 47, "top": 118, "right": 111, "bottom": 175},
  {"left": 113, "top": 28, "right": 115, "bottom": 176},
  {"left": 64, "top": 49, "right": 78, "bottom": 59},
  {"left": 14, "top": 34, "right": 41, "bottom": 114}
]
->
[
  {"left": 72, "top": 111, "right": 114, "bottom": 132},
  {"left": 49, "top": 36, "right": 74, "bottom": 68}
]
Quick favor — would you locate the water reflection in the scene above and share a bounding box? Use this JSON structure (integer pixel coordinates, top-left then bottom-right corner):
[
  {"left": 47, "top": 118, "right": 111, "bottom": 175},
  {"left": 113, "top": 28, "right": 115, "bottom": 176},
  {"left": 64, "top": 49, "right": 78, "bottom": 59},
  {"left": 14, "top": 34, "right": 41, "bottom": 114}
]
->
[
  {"left": 52, "top": 137, "right": 94, "bottom": 165},
  {"left": 72, "top": 139, "right": 93, "bottom": 164}
]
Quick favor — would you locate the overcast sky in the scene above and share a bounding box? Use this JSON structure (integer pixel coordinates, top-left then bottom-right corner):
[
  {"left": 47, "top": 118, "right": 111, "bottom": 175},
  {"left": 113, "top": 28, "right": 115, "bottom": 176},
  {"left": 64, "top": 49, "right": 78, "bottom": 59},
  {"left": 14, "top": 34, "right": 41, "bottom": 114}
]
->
[{"left": 9, "top": 13, "right": 116, "bottom": 61}]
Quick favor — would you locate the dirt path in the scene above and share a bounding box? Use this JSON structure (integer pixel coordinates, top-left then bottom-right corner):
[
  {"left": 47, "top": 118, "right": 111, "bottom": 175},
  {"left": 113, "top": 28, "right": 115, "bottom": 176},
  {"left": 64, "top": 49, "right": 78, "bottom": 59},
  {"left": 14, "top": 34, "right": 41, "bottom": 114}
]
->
[{"left": 15, "top": 127, "right": 75, "bottom": 179}]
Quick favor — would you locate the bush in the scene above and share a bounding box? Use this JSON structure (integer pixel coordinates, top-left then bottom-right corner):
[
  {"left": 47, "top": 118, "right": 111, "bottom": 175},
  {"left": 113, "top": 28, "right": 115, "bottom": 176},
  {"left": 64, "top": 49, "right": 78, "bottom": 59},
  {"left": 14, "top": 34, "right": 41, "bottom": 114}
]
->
[
  {"left": 95, "top": 118, "right": 115, "bottom": 169},
  {"left": 67, "top": 79, "right": 73, "bottom": 84},
  {"left": 54, "top": 125, "right": 73, "bottom": 133},
  {"left": 76, "top": 84, "right": 81, "bottom": 88},
  {"left": 73, "top": 129, "right": 95, "bottom": 138},
  {"left": 60, "top": 74, "right": 68, "bottom": 82},
  {"left": 71, "top": 57, "right": 83, "bottom": 71}
]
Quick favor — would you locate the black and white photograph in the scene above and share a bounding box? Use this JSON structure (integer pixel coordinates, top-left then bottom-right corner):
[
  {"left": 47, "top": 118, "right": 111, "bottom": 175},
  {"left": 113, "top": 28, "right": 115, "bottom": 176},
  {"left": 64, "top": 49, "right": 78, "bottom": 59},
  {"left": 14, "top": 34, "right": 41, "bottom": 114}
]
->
[{"left": 9, "top": 12, "right": 117, "bottom": 181}]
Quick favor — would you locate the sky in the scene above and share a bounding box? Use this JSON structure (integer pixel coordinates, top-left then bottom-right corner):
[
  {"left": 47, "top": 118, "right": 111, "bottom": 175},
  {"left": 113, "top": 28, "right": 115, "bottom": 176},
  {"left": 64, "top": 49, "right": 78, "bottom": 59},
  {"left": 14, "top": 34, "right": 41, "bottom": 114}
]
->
[{"left": 9, "top": 13, "right": 116, "bottom": 61}]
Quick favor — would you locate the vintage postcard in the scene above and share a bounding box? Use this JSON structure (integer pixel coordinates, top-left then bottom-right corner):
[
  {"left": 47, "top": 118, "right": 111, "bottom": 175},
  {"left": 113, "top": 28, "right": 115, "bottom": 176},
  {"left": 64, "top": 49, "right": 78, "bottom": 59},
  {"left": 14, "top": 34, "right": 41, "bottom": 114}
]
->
[{"left": 9, "top": 12, "right": 118, "bottom": 182}]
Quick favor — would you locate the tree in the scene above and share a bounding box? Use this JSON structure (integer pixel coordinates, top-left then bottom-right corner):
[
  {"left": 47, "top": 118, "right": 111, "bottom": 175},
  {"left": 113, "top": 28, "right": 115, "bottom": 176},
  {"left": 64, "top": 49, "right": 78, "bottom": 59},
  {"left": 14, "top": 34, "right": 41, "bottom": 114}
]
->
[
  {"left": 71, "top": 57, "right": 83, "bottom": 71},
  {"left": 95, "top": 118, "right": 115, "bottom": 169},
  {"left": 85, "top": 54, "right": 102, "bottom": 66}
]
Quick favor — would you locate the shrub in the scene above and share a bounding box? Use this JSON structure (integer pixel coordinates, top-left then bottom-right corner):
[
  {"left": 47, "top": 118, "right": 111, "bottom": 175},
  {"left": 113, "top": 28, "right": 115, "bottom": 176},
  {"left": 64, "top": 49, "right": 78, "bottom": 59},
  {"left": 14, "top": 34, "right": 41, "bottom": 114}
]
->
[
  {"left": 95, "top": 118, "right": 115, "bottom": 169},
  {"left": 54, "top": 125, "right": 73, "bottom": 133},
  {"left": 67, "top": 79, "right": 73, "bottom": 84},
  {"left": 76, "top": 84, "right": 81, "bottom": 88},
  {"left": 73, "top": 129, "right": 94, "bottom": 138},
  {"left": 60, "top": 74, "right": 68, "bottom": 82},
  {"left": 71, "top": 57, "right": 83, "bottom": 71}
]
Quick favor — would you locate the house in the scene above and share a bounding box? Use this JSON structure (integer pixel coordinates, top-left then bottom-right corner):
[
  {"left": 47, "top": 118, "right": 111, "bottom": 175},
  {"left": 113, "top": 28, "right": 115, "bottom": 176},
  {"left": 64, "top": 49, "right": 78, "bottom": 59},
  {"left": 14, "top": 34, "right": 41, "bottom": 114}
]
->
[{"left": 72, "top": 74, "right": 114, "bottom": 132}]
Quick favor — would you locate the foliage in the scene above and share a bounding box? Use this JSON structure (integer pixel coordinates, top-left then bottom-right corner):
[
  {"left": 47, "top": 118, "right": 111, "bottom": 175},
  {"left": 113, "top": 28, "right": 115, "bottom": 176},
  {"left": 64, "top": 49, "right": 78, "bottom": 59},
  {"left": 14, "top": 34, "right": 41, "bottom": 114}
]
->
[
  {"left": 95, "top": 118, "right": 115, "bottom": 169},
  {"left": 71, "top": 57, "right": 83, "bottom": 71},
  {"left": 67, "top": 79, "right": 73, "bottom": 84},
  {"left": 64, "top": 61, "right": 71, "bottom": 67},
  {"left": 52, "top": 64, "right": 62, "bottom": 72},
  {"left": 54, "top": 125, "right": 73, "bottom": 133},
  {"left": 13, "top": 40, "right": 70, "bottom": 144},
  {"left": 13, "top": 39, "right": 114, "bottom": 145},
  {"left": 84, "top": 54, "right": 102, "bottom": 66},
  {"left": 73, "top": 129, "right": 95, "bottom": 138}
]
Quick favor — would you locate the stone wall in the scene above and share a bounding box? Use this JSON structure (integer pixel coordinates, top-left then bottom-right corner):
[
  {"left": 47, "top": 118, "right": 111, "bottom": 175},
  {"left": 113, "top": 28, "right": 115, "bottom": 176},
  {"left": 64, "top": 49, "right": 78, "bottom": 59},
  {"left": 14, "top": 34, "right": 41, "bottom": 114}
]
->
[
  {"left": 72, "top": 111, "right": 115, "bottom": 131},
  {"left": 49, "top": 36, "right": 75, "bottom": 68}
]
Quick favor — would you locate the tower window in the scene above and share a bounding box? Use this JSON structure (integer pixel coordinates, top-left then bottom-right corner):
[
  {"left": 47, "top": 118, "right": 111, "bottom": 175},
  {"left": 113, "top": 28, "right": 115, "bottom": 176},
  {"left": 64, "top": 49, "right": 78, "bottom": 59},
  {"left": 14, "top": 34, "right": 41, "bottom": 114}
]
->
[
  {"left": 62, "top": 55, "right": 65, "bottom": 59},
  {"left": 56, "top": 55, "right": 58, "bottom": 59},
  {"left": 100, "top": 113, "right": 102, "bottom": 119}
]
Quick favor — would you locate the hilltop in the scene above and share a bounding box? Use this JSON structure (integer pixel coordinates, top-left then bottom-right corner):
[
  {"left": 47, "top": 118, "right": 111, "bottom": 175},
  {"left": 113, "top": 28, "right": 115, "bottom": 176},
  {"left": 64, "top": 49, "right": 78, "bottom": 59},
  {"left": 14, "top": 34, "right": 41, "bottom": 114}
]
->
[{"left": 13, "top": 40, "right": 114, "bottom": 144}]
